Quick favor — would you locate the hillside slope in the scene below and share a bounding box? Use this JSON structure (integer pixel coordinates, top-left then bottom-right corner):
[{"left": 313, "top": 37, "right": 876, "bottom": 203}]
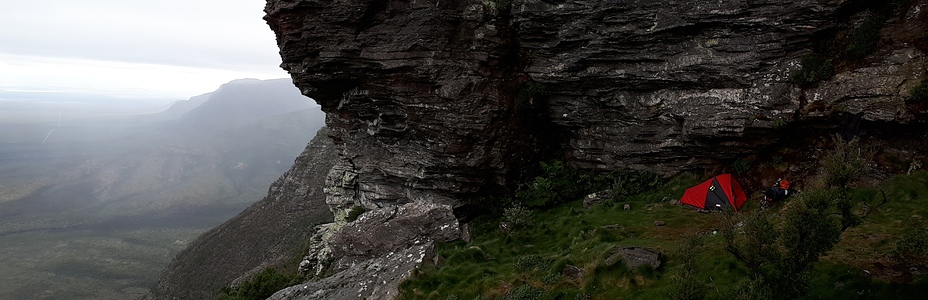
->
[{"left": 144, "top": 127, "right": 337, "bottom": 300}]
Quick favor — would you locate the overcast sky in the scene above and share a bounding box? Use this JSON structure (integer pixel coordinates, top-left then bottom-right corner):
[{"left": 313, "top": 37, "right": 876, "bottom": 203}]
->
[{"left": 0, "top": 0, "right": 290, "bottom": 100}]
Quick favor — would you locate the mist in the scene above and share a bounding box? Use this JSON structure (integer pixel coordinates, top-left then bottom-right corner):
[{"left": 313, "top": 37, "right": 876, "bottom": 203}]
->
[{"left": 0, "top": 78, "right": 325, "bottom": 299}]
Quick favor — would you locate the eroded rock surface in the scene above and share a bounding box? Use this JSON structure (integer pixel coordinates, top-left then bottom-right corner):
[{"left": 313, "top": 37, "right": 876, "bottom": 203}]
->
[
  {"left": 270, "top": 242, "right": 434, "bottom": 300},
  {"left": 271, "top": 201, "right": 458, "bottom": 300},
  {"left": 257, "top": 0, "right": 927, "bottom": 299}
]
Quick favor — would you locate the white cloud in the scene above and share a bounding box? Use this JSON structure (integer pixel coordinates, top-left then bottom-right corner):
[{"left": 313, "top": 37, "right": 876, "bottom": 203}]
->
[{"left": 0, "top": 0, "right": 290, "bottom": 99}]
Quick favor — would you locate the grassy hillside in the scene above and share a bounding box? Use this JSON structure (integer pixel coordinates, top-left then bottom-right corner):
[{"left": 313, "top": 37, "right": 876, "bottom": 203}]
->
[{"left": 398, "top": 164, "right": 928, "bottom": 299}]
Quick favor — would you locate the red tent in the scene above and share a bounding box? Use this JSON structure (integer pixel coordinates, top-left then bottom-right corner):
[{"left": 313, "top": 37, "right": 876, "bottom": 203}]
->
[{"left": 680, "top": 174, "right": 747, "bottom": 211}]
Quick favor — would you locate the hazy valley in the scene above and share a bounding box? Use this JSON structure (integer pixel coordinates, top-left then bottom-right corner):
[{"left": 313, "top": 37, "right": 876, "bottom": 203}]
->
[{"left": 0, "top": 78, "right": 324, "bottom": 299}]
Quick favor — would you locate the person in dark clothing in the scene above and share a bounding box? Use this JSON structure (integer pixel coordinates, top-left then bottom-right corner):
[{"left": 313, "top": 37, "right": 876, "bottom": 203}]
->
[{"left": 763, "top": 178, "right": 793, "bottom": 208}]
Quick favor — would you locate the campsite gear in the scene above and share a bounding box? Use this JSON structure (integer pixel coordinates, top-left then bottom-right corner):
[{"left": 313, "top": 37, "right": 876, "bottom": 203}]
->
[
  {"left": 779, "top": 179, "right": 790, "bottom": 190},
  {"left": 763, "top": 178, "right": 794, "bottom": 207},
  {"left": 680, "top": 174, "right": 747, "bottom": 211}
]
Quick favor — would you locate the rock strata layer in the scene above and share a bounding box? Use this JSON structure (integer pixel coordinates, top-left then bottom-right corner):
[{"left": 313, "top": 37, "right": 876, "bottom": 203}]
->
[{"left": 259, "top": 0, "right": 927, "bottom": 299}]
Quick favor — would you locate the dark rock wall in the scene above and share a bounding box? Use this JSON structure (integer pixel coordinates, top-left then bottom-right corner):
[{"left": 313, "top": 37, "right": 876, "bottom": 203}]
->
[
  {"left": 516, "top": 0, "right": 841, "bottom": 169},
  {"left": 264, "top": 0, "right": 897, "bottom": 206},
  {"left": 257, "top": 2, "right": 926, "bottom": 298},
  {"left": 265, "top": 0, "right": 551, "bottom": 208}
]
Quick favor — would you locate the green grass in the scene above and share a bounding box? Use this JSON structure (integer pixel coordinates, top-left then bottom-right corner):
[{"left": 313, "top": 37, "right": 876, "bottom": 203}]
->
[{"left": 399, "top": 171, "right": 928, "bottom": 299}]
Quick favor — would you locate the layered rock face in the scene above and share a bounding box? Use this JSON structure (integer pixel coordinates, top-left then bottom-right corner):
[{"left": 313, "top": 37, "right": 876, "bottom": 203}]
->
[
  {"left": 263, "top": 0, "right": 923, "bottom": 208},
  {"left": 266, "top": 0, "right": 549, "bottom": 208},
  {"left": 256, "top": 0, "right": 925, "bottom": 298},
  {"left": 517, "top": 0, "right": 834, "bottom": 168}
]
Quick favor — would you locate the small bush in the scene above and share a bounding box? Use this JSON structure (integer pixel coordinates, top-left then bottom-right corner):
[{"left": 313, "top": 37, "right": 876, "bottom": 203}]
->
[
  {"left": 543, "top": 273, "right": 560, "bottom": 284},
  {"left": 731, "top": 158, "right": 752, "bottom": 174},
  {"left": 670, "top": 235, "right": 706, "bottom": 300},
  {"left": 772, "top": 155, "right": 784, "bottom": 166},
  {"left": 772, "top": 118, "right": 787, "bottom": 128},
  {"left": 503, "top": 203, "right": 535, "bottom": 229},
  {"left": 514, "top": 254, "right": 553, "bottom": 272},
  {"left": 517, "top": 83, "right": 550, "bottom": 108},
  {"left": 218, "top": 268, "right": 299, "bottom": 300},
  {"left": 482, "top": 0, "right": 512, "bottom": 15},
  {"left": 791, "top": 54, "right": 835, "bottom": 87},
  {"left": 610, "top": 170, "right": 664, "bottom": 202},
  {"left": 891, "top": 227, "right": 928, "bottom": 268},
  {"left": 846, "top": 15, "right": 885, "bottom": 59},
  {"left": 510, "top": 285, "right": 544, "bottom": 300},
  {"left": 345, "top": 206, "right": 366, "bottom": 222},
  {"left": 723, "top": 190, "right": 845, "bottom": 299},
  {"left": 910, "top": 78, "right": 928, "bottom": 104},
  {"left": 516, "top": 161, "right": 663, "bottom": 208},
  {"left": 517, "top": 161, "right": 598, "bottom": 208},
  {"left": 823, "top": 135, "right": 872, "bottom": 189}
]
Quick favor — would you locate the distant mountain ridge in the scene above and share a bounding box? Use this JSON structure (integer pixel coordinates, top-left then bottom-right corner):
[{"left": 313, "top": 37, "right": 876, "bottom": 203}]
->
[
  {"left": 171, "top": 78, "right": 316, "bottom": 131},
  {"left": 0, "top": 78, "right": 326, "bottom": 299}
]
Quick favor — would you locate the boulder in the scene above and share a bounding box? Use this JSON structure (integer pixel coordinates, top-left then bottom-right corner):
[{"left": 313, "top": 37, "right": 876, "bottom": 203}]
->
[{"left": 605, "top": 246, "right": 662, "bottom": 270}]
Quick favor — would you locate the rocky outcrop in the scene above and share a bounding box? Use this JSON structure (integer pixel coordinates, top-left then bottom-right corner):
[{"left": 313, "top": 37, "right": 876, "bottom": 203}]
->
[
  {"left": 801, "top": 48, "right": 926, "bottom": 122},
  {"left": 265, "top": 0, "right": 925, "bottom": 207},
  {"left": 144, "top": 127, "right": 337, "bottom": 300},
  {"left": 265, "top": 0, "right": 552, "bottom": 208},
  {"left": 271, "top": 201, "right": 458, "bottom": 300},
  {"left": 271, "top": 242, "right": 434, "bottom": 300},
  {"left": 254, "top": 0, "right": 927, "bottom": 299},
  {"left": 605, "top": 246, "right": 663, "bottom": 270}
]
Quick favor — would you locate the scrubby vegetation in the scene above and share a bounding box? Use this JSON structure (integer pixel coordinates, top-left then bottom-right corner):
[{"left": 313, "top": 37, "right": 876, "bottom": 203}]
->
[
  {"left": 910, "top": 77, "right": 928, "bottom": 104},
  {"left": 791, "top": 54, "right": 835, "bottom": 87},
  {"left": 398, "top": 155, "right": 928, "bottom": 299},
  {"left": 218, "top": 268, "right": 300, "bottom": 300},
  {"left": 846, "top": 15, "right": 885, "bottom": 60},
  {"left": 515, "top": 161, "right": 662, "bottom": 209}
]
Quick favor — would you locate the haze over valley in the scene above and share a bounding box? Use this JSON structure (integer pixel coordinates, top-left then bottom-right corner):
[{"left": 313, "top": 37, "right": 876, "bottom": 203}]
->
[{"left": 0, "top": 78, "right": 324, "bottom": 299}]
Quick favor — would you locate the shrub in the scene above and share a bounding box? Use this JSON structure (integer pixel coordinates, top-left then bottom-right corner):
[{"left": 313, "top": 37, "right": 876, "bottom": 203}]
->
[
  {"left": 609, "top": 170, "right": 664, "bottom": 202},
  {"left": 910, "top": 78, "right": 928, "bottom": 104},
  {"left": 510, "top": 285, "right": 544, "bottom": 300},
  {"left": 516, "top": 161, "right": 663, "bottom": 208},
  {"left": 846, "top": 15, "right": 885, "bottom": 60},
  {"left": 503, "top": 203, "right": 535, "bottom": 230},
  {"left": 516, "top": 83, "right": 550, "bottom": 108},
  {"left": 823, "top": 135, "right": 872, "bottom": 189},
  {"left": 891, "top": 226, "right": 928, "bottom": 268},
  {"left": 514, "top": 254, "right": 553, "bottom": 272},
  {"left": 731, "top": 158, "right": 752, "bottom": 174},
  {"left": 669, "top": 235, "right": 706, "bottom": 300},
  {"left": 218, "top": 268, "right": 299, "bottom": 300},
  {"left": 517, "top": 161, "right": 589, "bottom": 208},
  {"left": 482, "top": 0, "right": 512, "bottom": 15},
  {"left": 772, "top": 155, "right": 784, "bottom": 166},
  {"left": 723, "top": 190, "right": 845, "bottom": 299},
  {"left": 791, "top": 54, "right": 835, "bottom": 87},
  {"left": 345, "top": 205, "right": 366, "bottom": 222}
]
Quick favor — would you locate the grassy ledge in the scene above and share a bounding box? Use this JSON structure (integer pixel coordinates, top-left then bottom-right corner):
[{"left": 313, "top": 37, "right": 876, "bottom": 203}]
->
[{"left": 397, "top": 168, "right": 928, "bottom": 299}]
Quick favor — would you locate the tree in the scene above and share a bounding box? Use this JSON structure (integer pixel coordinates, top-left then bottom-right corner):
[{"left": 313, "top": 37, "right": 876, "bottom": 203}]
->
[{"left": 722, "top": 190, "right": 843, "bottom": 299}]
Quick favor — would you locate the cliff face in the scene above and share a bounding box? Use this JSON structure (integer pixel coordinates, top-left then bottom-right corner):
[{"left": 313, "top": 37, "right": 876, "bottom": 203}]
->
[
  {"left": 260, "top": 0, "right": 927, "bottom": 298},
  {"left": 265, "top": 0, "right": 924, "bottom": 209},
  {"left": 266, "top": 0, "right": 545, "bottom": 209},
  {"left": 150, "top": 1, "right": 927, "bottom": 299}
]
